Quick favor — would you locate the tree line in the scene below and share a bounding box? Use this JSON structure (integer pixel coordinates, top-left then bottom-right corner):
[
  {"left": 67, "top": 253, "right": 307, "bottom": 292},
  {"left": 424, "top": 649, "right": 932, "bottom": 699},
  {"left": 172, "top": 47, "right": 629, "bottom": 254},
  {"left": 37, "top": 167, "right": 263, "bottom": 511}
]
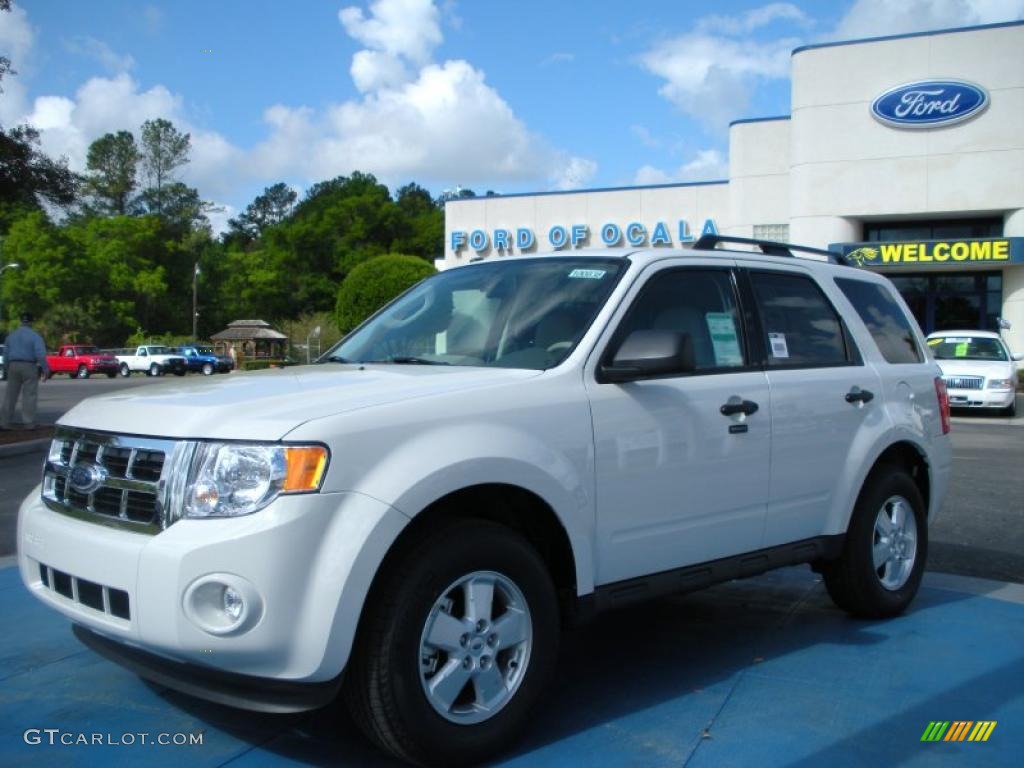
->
[{"left": 0, "top": 1, "right": 443, "bottom": 349}]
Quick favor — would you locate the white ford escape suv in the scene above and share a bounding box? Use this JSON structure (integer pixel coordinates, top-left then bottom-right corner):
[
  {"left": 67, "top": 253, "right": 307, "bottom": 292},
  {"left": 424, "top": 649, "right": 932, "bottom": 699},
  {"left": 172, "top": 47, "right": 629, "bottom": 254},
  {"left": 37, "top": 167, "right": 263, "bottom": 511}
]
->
[{"left": 18, "top": 236, "right": 952, "bottom": 766}]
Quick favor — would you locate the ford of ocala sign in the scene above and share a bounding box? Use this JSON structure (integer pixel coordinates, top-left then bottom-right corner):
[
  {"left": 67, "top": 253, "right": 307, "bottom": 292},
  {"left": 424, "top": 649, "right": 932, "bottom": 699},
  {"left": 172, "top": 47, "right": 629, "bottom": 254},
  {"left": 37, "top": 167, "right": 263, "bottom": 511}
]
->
[{"left": 871, "top": 80, "right": 988, "bottom": 128}]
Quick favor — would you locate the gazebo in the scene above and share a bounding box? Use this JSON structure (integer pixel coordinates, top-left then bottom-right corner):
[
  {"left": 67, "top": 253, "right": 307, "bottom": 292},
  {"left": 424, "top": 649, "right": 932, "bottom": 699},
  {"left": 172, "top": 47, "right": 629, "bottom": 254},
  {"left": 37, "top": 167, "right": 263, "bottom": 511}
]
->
[{"left": 210, "top": 320, "right": 288, "bottom": 361}]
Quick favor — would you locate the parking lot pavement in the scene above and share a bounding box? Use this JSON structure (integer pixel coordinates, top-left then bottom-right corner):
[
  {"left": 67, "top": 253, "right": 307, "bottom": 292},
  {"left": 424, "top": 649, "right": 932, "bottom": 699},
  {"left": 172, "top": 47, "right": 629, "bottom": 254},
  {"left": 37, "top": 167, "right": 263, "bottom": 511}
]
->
[{"left": 2, "top": 564, "right": 1020, "bottom": 767}]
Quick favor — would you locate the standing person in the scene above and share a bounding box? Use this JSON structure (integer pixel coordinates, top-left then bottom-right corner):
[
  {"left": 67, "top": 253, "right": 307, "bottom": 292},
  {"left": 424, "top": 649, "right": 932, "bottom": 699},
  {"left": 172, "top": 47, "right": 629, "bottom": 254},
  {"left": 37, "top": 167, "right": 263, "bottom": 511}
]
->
[{"left": 1, "top": 312, "right": 50, "bottom": 430}]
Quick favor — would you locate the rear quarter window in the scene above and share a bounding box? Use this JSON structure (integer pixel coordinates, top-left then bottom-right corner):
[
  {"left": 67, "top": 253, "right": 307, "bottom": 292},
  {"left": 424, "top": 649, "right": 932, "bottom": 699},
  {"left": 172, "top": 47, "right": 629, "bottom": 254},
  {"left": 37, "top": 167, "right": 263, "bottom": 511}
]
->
[{"left": 835, "top": 278, "right": 923, "bottom": 364}]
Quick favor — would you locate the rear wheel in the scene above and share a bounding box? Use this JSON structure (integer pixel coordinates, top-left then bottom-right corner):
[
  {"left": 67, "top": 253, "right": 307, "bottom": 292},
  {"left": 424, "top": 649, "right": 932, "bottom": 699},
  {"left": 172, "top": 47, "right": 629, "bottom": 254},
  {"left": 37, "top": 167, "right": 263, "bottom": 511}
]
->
[
  {"left": 76, "top": 365, "right": 89, "bottom": 379},
  {"left": 119, "top": 363, "right": 131, "bottom": 377},
  {"left": 822, "top": 465, "right": 927, "bottom": 618},
  {"left": 345, "top": 520, "right": 559, "bottom": 767},
  {"left": 148, "top": 363, "right": 162, "bottom": 377}
]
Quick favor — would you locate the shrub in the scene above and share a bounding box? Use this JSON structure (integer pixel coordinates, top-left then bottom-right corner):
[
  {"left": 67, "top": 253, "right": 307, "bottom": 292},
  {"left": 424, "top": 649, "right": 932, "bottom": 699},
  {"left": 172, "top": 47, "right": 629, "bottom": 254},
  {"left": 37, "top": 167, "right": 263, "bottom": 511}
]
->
[{"left": 335, "top": 253, "right": 435, "bottom": 333}]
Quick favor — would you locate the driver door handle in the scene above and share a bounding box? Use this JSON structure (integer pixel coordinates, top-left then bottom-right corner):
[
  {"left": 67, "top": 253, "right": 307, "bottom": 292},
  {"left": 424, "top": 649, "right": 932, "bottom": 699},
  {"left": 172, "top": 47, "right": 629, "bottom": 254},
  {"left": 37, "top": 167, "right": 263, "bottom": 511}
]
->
[{"left": 720, "top": 399, "right": 759, "bottom": 416}]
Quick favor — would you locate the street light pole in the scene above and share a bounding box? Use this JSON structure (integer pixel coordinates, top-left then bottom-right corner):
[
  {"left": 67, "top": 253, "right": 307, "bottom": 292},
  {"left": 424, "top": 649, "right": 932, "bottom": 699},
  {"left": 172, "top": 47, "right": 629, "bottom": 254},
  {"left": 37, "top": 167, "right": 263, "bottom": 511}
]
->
[
  {"left": 0, "top": 262, "right": 22, "bottom": 333},
  {"left": 192, "top": 262, "right": 199, "bottom": 342}
]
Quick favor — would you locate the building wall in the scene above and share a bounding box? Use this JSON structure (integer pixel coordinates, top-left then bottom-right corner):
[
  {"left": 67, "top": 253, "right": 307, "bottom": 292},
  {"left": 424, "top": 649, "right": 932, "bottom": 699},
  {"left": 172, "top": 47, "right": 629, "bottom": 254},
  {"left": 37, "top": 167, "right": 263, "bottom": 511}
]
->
[
  {"left": 727, "top": 118, "right": 791, "bottom": 237},
  {"left": 789, "top": 24, "right": 1024, "bottom": 246}
]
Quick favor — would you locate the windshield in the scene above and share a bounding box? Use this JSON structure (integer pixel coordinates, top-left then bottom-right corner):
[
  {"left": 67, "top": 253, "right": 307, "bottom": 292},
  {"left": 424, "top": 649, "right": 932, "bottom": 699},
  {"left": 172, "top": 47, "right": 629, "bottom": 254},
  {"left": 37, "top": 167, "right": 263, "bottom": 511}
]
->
[
  {"left": 324, "top": 257, "right": 627, "bottom": 370},
  {"left": 928, "top": 335, "right": 1008, "bottom": 361}
]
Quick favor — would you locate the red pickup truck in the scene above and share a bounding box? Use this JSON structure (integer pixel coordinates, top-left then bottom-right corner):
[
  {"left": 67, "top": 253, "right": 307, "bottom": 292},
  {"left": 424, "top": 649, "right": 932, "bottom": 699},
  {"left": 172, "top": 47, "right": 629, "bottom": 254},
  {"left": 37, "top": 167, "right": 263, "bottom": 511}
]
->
[{"left": 46, "top": 345, "right": 119, "bottom": 379}]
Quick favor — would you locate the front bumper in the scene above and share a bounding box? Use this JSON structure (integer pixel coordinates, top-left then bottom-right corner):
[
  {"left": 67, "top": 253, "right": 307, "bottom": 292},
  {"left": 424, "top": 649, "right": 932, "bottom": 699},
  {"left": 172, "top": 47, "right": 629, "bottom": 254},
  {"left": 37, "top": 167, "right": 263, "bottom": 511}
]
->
[
  {"left": 946, "top": 387, "right": 1015, "bottom": 409},
  {"left": 18, "top": 487, "right": 408, "bottom": 686}
]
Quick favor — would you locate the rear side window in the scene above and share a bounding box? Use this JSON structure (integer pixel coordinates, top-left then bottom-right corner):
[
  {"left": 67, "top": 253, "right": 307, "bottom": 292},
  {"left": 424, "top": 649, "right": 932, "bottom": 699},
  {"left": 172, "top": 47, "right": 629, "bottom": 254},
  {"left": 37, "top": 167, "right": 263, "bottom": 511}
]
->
[
  {"left": 835, "top": 278, "right": 923, "bottom": 364},
  {"left": 750, "top": 272, "right": 850, "bottom": 368}
]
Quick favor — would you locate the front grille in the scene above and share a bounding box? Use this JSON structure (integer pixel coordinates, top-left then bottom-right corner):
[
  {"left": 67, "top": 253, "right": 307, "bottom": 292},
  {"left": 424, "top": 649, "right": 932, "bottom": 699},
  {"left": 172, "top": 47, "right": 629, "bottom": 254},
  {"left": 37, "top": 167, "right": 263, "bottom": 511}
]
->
[
  {"left": 38, "top": 562, "right": 130, "bottom": 620},
  {"left": 943, "top": 375, "right": 984, "bottom": 391},
  {"left": 42, "top": 428, "right": 192, "bottom": 534}
]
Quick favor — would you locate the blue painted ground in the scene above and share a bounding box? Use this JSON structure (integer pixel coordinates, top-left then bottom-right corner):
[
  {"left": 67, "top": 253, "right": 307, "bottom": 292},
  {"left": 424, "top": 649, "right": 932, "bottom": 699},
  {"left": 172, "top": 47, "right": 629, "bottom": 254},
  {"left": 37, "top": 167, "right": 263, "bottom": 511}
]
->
[{"left": 1, "top": 564, "right": 1020, "bottom": 767}]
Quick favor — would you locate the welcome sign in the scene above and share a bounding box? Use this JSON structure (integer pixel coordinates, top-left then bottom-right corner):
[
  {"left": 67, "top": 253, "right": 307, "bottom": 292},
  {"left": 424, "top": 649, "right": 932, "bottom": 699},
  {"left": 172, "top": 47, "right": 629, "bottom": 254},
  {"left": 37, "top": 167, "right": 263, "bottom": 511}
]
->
[{"left": 833, "top": 238, "right": 1024, "bottom": 268}]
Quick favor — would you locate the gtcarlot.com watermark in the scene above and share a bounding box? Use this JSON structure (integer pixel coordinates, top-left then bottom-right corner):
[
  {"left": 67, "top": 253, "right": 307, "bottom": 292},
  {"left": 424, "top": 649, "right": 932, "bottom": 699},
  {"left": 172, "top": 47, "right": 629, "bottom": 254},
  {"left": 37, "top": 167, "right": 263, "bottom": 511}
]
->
[{"left": 24, "top": 728, "right": 203, "bottom": 747}]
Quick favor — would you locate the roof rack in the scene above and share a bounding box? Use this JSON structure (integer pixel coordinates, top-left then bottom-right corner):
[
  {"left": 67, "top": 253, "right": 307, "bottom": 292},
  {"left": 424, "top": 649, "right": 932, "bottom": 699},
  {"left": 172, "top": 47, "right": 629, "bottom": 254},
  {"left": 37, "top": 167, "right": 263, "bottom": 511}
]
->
[{"left": 692, "top": 234, "right": 852, "bottom": 266}]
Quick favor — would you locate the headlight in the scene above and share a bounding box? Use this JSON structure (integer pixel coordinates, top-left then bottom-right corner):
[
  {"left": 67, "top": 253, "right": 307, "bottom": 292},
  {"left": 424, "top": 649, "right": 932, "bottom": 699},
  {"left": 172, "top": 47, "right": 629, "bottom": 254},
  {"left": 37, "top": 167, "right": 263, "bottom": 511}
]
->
[
  {"left": 184, "top": 442, "right": 328, "bottom": 519},
  {"left": 987, "top": 378, "right": 1013, "bottom": 390}
]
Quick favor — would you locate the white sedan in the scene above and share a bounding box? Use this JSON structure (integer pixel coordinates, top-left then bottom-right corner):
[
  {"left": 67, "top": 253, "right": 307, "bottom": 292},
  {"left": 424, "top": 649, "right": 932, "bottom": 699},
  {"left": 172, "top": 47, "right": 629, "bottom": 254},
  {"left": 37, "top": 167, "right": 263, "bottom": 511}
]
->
[{"left": 927, "top": 330, "right": 1022, "bottom": 417}]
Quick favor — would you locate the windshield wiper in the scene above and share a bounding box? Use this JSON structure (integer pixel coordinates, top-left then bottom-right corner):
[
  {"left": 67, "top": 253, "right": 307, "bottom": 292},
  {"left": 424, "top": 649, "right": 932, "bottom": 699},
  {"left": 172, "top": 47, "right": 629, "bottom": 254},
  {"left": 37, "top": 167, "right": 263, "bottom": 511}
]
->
[{"left": 363, "top": 356, "right": 450, "bottom": 365}]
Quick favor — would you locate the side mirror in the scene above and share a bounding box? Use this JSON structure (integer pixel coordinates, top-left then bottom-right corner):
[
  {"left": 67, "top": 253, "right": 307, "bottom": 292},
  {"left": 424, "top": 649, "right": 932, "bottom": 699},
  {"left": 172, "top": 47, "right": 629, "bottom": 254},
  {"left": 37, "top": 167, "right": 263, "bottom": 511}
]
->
[
  {"left": 600, "top": 330, "right": 695, "bottom": 383},
  {"left": 1013, "top": 352, "right": 1024, "bottom": 362}
]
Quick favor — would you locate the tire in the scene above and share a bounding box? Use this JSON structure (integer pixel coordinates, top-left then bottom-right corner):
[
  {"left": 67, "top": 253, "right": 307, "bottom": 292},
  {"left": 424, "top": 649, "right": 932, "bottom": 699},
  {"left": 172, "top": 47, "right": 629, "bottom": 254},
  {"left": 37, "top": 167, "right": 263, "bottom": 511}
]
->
[
  {"left": 119, "top": 363, "right": 131, "bottom": 377},
  {"left": 201, "top": 362, "right": 214, "bottom": 376},
  {"left": 76, "top": 365, "right": 90, "bottom": 379},
  {"left": 345, "top": 520, "right": 559, "bottom": 767},
  {"left": 822, "top": 465, "right": 927, "bottom": 618},
  {"left": 1003, "top": 399, "right": 1017, "bottom": 418},
  {"left": 149, "top": 363, "right": 162, "bottom": 377}
]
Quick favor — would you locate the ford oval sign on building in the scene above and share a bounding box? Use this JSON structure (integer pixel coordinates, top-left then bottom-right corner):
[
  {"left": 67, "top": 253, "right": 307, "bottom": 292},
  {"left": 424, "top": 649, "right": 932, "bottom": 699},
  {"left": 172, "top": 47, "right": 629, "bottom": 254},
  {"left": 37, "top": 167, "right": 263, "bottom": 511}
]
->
[{"left": 871, "top": 80, "right": 989, "bottom": 128}]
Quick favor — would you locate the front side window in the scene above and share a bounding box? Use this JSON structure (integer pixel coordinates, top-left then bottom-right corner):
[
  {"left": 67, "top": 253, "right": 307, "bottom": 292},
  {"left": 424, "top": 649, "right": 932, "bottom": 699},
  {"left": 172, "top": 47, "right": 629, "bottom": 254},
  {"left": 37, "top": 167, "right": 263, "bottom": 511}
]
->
[
  {"left": 325, "top": 258, "right": 627, "bottom": 370},
  {"left": 750, "top": 271, "right": 850, "bottom": 368},
  {"left": 611, "top": 269, "right": 746, "bottom": 372},
  {"left": 835, "top": 278, "right": 922, "bottom": 364},
  {"left": 927, "top": 335, "right": 1009, "bottom": 361}
]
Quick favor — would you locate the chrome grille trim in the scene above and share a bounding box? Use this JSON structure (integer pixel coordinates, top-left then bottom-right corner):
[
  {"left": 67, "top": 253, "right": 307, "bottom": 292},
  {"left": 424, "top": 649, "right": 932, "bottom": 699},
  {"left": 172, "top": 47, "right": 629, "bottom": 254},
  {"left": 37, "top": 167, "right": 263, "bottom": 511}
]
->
[
  {"left": 943, "top": 375, "right": 984, "bottom": 391},
  {"left": 42, "top": 427, "right": 192, "bottom": 535}
]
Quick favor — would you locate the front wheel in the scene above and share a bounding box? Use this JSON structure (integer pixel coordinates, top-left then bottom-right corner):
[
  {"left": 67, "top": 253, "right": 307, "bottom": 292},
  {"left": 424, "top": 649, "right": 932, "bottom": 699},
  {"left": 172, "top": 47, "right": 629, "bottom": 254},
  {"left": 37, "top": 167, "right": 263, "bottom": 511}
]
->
[
  {"left": 201, "top": 362, "right": 214, "bottom": 376},
  {"left": 822, "top": 465, "right": 927, "bottom": 618},
  {"left": 76, "top": 365, "right": 90, "bottom": 379},
  {"left": 345, "top": 521, "right": 559, "bottom": 767},
  {"left": 119, "top": 363, "right": 131, "bottom": 377}
]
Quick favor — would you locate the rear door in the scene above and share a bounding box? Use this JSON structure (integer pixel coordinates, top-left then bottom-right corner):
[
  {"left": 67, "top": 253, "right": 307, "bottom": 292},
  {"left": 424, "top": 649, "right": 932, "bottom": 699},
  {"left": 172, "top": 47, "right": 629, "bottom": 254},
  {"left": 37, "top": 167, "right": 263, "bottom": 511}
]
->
[
  {"left": 586, "top": 261, "right": 772, "bottom": 585},
  {"left": 739, "top": 264, "right": 881, "bottom": 547}
]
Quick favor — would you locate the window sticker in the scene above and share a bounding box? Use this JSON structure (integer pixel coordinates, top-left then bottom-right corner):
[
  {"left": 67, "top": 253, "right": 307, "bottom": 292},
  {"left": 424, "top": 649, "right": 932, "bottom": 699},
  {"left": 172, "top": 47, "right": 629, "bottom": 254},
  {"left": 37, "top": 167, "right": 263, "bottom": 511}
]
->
[
  {"left": 568, "top": 268, "right": 606, "bottom": 279},
  {"left": 927, "top": 338, "right": 942, "bottom": 346},
  {"left": 706, "top": 312, "right": 744, "bottom": 366},
  {"left": 954, "top": 342, "right": 969, "bottom": 358},
  {"left": 768, "top": 332, "right": 789, "bottom": 359},
  {"left": 944, "top": 337, "right": 971, "bottom": 344}
]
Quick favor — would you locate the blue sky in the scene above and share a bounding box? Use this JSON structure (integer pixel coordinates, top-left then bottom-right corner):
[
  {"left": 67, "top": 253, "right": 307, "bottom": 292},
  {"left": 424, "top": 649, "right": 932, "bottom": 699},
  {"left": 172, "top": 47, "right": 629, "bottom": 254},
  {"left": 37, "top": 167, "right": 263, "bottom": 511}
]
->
[{"left": 2, "top": 1, "right": 1023, "bottom": 231}]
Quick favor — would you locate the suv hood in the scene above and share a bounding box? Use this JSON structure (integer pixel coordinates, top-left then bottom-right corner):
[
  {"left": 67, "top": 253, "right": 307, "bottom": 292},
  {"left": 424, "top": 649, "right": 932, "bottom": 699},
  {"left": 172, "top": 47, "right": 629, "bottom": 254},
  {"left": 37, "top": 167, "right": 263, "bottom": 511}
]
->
[{"left": 59, "top": 365, "right": 542, "bottom": 440}]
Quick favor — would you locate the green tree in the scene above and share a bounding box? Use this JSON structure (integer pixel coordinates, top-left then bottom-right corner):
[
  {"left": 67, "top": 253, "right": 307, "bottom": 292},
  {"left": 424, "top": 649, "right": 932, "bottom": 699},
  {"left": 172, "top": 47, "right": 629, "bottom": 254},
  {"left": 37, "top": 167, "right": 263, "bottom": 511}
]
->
[
  {"left": 392, "top": 182, "right": 443, "bottom": 260},
  {"left": 139, "top": 118, "right": 190, "bottom": 217},
  {"left": 227, "top": 182, "right": 297, "bottom": 244},
  {"left": 335, "top": 253, "right": 435, "bottom": 332},
  {"left": 84, "top": 131, "right": 140, "bottom": 215},
  {"left": 0, "top": 125, "right": 78, "bottom": 231}
]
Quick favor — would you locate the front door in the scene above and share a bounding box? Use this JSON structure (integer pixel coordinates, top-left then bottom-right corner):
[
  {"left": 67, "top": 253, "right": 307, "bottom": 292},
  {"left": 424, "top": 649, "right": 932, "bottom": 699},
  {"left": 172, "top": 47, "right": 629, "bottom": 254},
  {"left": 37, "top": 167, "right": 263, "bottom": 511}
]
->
[{"left": 586, "top": 264, "right": 771, "bottom": 585}]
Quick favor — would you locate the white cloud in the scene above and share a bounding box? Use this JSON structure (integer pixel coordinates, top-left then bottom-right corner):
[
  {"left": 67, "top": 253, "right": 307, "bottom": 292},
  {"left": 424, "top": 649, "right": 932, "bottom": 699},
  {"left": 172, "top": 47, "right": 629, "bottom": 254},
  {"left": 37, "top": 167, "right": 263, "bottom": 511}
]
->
[
  {"left": 633, "top": 149, "right": 728, "bottom": 185},
  {"left": 339, "top": 0, "right": 442, "bottom": 64},
  {"left": 0, "top": 3, "right": 34, "bottom": 123},
  {"left": 639, "top": 32, "right": 798, "bottom": 132},
  {"left": 833, "top": 0, "right": 1024, "bottom": 40},
  {"left": 8, "top": 0, "right": 591, "bottom": 207},
  {"left": 65, "top": 37, "right": 135, "bottom": 74},
  {"left": 698, "top": 2, "right": 810, "bottom": 35},
  {"left": 541, "top": 52, "right": 575, "bottom": 66}
]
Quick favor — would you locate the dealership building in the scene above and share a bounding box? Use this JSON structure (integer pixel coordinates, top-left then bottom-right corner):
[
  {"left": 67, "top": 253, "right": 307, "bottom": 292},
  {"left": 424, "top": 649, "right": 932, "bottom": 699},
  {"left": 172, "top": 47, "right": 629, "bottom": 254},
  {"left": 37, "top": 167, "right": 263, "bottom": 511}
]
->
[{"left": 443, "top": 20, "right": 1024, "bottom": 353}]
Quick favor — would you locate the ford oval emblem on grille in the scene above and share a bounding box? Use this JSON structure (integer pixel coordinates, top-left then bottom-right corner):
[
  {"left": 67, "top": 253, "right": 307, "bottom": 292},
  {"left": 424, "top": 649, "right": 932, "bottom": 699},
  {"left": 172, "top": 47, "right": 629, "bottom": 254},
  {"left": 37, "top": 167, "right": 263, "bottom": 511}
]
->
[
  {"left": 69, "top": 464, "right": 106, "bottom": 494},
  {"left": 871, "top": 80, "right": 988, "bottom": 129}
]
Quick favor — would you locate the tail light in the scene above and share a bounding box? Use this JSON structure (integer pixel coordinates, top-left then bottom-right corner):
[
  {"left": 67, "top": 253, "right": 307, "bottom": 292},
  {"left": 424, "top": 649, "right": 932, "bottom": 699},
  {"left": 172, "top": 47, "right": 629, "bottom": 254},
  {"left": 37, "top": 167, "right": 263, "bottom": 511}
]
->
[{"left": 934, "top": 376, "right": 951, "bottom": 434}]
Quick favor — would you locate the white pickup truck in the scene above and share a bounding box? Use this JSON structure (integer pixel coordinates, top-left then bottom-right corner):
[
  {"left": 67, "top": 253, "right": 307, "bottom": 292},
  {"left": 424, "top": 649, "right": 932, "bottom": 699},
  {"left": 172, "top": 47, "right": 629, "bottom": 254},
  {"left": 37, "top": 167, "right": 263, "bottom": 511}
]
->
[
  {"left": 19, "top": 240, "right": 952, "bottom": 766},
  {"left": 115, "top": 345, "right": 188, "bottom": 377}
]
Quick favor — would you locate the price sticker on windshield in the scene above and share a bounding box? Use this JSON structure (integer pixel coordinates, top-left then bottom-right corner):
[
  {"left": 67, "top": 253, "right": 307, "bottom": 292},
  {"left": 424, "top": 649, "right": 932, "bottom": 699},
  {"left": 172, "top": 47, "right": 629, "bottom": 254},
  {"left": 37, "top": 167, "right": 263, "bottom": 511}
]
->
[{"left": 568, "top": 269, "right": 606, "bottom": 279}]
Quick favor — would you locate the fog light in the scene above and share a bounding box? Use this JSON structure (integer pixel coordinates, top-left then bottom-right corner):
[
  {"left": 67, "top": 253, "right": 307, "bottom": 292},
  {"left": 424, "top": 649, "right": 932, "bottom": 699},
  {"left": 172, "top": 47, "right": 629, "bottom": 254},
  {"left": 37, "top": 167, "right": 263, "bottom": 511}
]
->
[
  {"left": 223, "top": 586, "right": 243, "bottom": 620},
  {"left": 183, "top": 574, "right": 262, "bottom": 636}
]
